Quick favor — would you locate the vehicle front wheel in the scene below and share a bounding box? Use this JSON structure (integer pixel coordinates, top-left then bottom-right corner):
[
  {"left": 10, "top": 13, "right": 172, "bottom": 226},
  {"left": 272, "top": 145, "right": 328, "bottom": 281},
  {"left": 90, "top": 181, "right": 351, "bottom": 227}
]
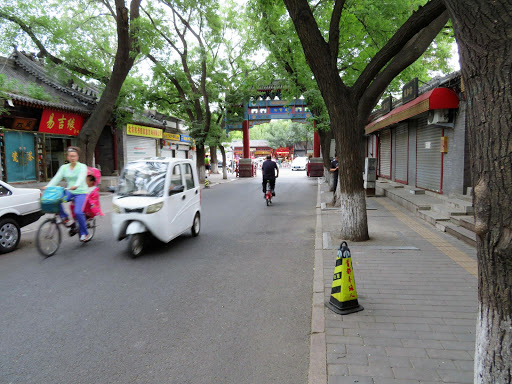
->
[
  {"left": 191, "top": 213, "right": 200, "bottom": 237},
  {"left": 128, "top": 234, "right": 144, "bottom": 258},
  {"left": 0, "top": 218, "right": 21, "bottom": 253}
]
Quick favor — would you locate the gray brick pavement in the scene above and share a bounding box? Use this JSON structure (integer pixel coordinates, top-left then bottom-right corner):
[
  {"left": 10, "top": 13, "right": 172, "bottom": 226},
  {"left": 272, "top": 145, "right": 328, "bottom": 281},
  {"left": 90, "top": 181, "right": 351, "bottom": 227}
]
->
[{"left": 314, "top": 179, "right": 477, "bottom": 384}]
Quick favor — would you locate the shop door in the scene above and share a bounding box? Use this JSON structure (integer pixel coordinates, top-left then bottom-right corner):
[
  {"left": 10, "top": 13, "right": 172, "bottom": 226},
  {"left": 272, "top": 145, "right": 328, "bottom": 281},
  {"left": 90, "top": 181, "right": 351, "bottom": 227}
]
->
[
  {"left": 394, "top": 123, "right": 408, "bottom": 184},
  {"left": 4, "top": 131, "right": 37, "bottom": 182},
  {"left": 416, "top": 121, "right": 442, "bottom": 192},
  {"left": 126, "top": 136, "right": 156, "bottom": 162},
  {"left": 379, "top": 129, "right": 391, "bottom": 178}
]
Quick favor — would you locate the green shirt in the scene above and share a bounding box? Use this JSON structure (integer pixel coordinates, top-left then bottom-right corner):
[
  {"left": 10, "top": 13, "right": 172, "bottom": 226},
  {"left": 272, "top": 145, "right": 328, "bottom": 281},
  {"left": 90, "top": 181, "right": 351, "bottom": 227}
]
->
[{"left": 47, "top": 162, "right": 88, "bottom": 194}]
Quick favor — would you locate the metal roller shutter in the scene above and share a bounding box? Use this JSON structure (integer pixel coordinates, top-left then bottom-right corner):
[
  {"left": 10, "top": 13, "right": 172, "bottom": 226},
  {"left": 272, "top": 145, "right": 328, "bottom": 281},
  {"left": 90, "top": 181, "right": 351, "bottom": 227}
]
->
[
  {"left": 126, "top": 136, "right": 157, "bottom": 163},
  {"left": 379, "top": 129, "right": 391, "bottom": 178},
  {"left": 394, "top": 123, "right": 408, "bottom": 183},
  {"left": 161, "top": 147, "right": 174, "bottom": 158},
  {"left": 416, "top": 117, "right": 442, "bottom": 192}
]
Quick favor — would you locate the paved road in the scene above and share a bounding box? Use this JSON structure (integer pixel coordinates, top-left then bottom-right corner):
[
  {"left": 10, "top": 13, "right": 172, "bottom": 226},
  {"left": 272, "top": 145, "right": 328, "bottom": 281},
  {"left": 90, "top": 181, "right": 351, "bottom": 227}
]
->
[{"left": 0, "top": 169, "right": 317, "bottom": 384}]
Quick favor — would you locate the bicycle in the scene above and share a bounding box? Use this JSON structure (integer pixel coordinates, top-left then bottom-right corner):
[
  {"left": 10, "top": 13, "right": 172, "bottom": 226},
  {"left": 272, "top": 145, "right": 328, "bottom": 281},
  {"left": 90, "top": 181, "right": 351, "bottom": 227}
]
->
[
  {"left": 36, "top": 188, "right": 97, "bottom": 257},
  {"left": 265, "top": 180, "right": 273, "bottom": 206}
]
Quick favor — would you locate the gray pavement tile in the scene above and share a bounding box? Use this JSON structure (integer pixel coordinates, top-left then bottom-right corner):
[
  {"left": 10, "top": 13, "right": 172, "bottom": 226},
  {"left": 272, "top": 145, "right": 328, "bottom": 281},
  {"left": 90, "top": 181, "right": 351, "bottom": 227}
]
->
[
  {"left": 328, "top": 353, "right": 369, "bottom": 366},
  {"left": 442, "top": 318, "right": 477, "bottom": 326},
  {"left": 328, "top": 344, "right": 348, "bottom": 354},
  {"left": 431, "top": 325, "right": 475, "bottom": 334},
  {"left": 452, "top": 360, "right": 474, "bottom": 371},
  {"left": 375, "top": 317, "right": 445, "bottom": 325},
  {"left": 394, "top": 323, "right": 431, "bottom": 332},
  {"left": 347, "top": 345, "right": 388, "bottom": 357},
  {"left": 358, "top": 322, "right": 397, "bottom": 330},
  {"left": 344, "top": 329, "right": 418, "bottom": 339},
  {"left": 439, "top": 341, "right": 475, "bottom": 351},
  {"left": 327, "top": 327, "right": 349, "bottom": 336},
  {"left": 401, "top": 339, "right": 444, "bottom": 349},
  {"left": 409, "top": 357, "right": 457, "bottom": 370},
  {"left": 426, "top": 349, "right": 474, "bottom": 361},
  {"left": 329, "top": 364, "right": 349, "bottom": 376},
  {"left": 328, "top": 376, "right": 374, "bottom": 384},
  {"left": 385, "top": 347, "right": 428, "bottom": 358},
  {"left": 372, "top": 379, "right": 420, "bottom": 384},
  {"left": 437, "top": 368, "right": 474, "bottom": 383},
  {"left": 368, "top": 356, "right": 412, "bottom": 368},
  {"left": 416, "top": 331, "right": 458, "bottom": 341},
  {"left": 330, "top": 336, "right": 365, "bottom": 345},
  {"left": 362, "top": 337, "right": 404, "bottom": 347},
  {"left": 349, "top": 365, "right": 394, "bottom": 378},
  {"left": 392, "top": 367, "right": 441, "bottom": 381},
  {"left": 453, "top": 333, "right": 476, "bottom": 342}
]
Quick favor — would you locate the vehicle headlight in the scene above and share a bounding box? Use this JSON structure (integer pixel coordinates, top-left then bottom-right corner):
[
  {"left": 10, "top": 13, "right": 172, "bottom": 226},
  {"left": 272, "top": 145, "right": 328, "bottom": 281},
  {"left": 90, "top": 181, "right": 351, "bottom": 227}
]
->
[
  {"left": 112, "top": 204, "right": 121, "bottom": 214},
  {"left": 146, "top": 202, "right": 163, "bottom": 214}
]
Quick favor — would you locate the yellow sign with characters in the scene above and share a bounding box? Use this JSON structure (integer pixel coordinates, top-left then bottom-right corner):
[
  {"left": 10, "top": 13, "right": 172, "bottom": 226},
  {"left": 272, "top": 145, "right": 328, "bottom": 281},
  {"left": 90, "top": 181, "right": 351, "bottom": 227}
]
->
[
  {"left": 163, "top": 132, "right": 181, "bottom": 141},
  {"left": 127, "top": 124, "right": 163, "bottom": 139}
]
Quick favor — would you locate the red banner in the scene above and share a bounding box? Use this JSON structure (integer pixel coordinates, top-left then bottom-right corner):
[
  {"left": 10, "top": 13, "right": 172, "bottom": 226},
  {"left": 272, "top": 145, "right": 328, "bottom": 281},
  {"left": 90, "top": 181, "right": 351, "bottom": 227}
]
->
[{"left": 39, "top": 109, "right": 84, "bottom": 136}]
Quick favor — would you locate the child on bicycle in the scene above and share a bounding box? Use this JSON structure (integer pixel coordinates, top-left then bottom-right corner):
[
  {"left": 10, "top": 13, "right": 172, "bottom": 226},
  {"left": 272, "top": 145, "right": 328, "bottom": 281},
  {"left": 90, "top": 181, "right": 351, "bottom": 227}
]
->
[{"left": 70, "top": 173, "right": 104, "bottom": 221}]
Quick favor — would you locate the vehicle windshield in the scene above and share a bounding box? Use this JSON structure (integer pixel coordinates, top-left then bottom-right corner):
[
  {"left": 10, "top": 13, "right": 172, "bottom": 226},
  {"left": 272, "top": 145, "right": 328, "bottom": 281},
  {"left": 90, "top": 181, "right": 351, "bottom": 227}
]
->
[{"left": 117, "top": 161, "right": 168, "bottom": 197}]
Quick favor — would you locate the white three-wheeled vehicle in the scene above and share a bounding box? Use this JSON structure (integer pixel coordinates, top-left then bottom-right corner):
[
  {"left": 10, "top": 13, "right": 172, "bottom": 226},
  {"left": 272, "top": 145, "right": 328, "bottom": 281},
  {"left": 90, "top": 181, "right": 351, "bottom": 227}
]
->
[{"left": 111, "top": 158, "right": 201, "bottom": 257}]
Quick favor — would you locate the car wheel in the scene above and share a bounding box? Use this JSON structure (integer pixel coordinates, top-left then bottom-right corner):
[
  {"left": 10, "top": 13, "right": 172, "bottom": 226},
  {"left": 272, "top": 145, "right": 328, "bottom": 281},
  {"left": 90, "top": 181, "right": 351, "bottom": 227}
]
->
[
  {"left": 0, "top": 218, "right": 21, "bottom": 254},
  {"left": 191, "top": 213, "right": 200, "bottom": 237},
  {"left": 128, "top": 234, "right": 144, "bottom": 258}
]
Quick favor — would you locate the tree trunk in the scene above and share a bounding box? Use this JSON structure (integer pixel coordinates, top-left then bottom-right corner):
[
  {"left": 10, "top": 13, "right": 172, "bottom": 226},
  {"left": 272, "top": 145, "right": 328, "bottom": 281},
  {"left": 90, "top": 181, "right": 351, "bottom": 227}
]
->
[
  {"left": 318, "top": 127, "right": 334, "bottom": 186},
  {"left": 219, "top": 145, "right": 227, "bottom": 179},
  {"left": 210, "top": 145, "right": 218, "bottom": 174},
  {"left": 330, "top": 104, "right": 369, "bottom": 241},
  {"left": 77, "top": 0, "right": 140, "bottom": 165},
  {"left": 79, "top": 64, "right": 132, "bottom": 165},
  {"left": 443, "top": 1, "right": 512, "bottom": 382},
  {"left": 196, "top": 144, "right": 206, "bottom": 182}
]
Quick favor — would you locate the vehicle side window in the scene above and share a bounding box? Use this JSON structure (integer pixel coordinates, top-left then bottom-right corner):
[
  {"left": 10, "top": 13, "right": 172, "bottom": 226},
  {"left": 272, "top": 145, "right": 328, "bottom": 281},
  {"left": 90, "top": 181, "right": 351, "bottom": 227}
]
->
[
  {"left": 183, "top": 164, "right": 195, "bottom": 189},
  {"left": 0, "top": 186, "right": 12, "bottom": 196},
  {"left": 170, "top": 165, "right": 183, "bottom": 189}
]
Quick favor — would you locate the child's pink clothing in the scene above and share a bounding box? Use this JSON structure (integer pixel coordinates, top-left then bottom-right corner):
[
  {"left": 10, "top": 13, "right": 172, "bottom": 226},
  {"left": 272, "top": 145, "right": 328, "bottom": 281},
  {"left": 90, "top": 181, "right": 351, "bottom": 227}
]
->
[
  {"left": 71, "top": 186, "right": 104, "bottom": 219},
  {"left": 84, "top": 187, "right": 104, "bottom": 218}
]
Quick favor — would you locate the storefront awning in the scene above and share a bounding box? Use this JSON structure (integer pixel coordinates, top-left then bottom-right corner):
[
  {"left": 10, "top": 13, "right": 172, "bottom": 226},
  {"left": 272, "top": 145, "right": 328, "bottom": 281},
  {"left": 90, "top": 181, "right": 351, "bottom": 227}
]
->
[{"left": 365, "top": 88, "right": 459, "bottom": 134}]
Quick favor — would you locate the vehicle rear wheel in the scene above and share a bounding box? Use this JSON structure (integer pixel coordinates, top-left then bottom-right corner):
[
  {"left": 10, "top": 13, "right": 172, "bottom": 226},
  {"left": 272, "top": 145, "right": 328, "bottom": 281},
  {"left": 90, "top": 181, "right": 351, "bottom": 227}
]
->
[
  {"left": 36, "top": 218, "right": 61, "bottom": 257},
  {"left": 191, "top": 213, "right": 201, "bottom": 237},
  {"left": 0, "top": 218, "right": 21, "bottom": 254},
  {"left": 128, "top": 234, "right": 144, "bottom": 258}
]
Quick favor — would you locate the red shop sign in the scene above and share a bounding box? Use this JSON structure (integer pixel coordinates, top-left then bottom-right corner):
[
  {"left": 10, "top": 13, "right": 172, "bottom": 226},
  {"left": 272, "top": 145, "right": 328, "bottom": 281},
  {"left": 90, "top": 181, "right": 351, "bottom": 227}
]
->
[{"left": 39, "top": 109, "right": 84, "bottom": 136}]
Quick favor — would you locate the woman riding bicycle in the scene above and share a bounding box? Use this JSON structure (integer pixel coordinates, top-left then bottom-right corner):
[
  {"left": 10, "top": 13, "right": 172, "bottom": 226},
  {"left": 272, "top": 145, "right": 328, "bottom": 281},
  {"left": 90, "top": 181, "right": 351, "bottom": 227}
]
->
[{"left": 44, "top": 146, "right": 91, "bottom": 242}]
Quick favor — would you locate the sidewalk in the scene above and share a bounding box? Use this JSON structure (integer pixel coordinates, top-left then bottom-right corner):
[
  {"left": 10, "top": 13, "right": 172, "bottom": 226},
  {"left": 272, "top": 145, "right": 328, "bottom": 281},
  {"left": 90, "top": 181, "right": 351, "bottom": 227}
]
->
[{"left": 312, "top": 178, "right": 477, "bottom": 384}]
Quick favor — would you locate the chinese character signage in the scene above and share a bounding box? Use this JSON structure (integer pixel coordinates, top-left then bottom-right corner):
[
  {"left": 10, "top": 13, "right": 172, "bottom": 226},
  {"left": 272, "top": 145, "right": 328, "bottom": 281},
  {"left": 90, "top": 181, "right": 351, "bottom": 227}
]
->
[
  {"left": 163, "top": 132, "right": 181, "bottom": 141},
  {"left": 381, "top": 96, "right": 392, "bottom": 113},
  {"left": 11, "top": 117, "right": 37, "bottom": 131},
  {"left": 127, "top": 124, "right": 163, "bottom": 139},
  {"left": 39, "top": 109, "right": 84, "bottom": 136},
  {"left": 402, "top": 78, "right": 419, "bottom": 103},
  {"left": 180, "top": 135, "right": 192, "bottom": 143}
]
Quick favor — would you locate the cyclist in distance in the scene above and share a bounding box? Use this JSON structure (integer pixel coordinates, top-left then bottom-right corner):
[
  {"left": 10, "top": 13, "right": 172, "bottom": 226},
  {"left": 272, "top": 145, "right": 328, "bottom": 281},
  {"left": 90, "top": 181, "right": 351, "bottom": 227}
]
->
[
  {"left": 261, "top": 155, "right": 279, "bottom": 197},
  {"left": 43, "top": 146, "right": 91, "bottom": 242}
]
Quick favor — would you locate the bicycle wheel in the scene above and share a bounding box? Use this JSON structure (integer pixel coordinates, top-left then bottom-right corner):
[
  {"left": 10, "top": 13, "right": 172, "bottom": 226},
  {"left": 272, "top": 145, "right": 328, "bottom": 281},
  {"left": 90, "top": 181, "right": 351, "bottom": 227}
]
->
[
  {"left": 36, "top": 218, "right": 61, "bottom": 257},
  {"left": 86, "top": 217, "right": 96, "bottom": 240}
]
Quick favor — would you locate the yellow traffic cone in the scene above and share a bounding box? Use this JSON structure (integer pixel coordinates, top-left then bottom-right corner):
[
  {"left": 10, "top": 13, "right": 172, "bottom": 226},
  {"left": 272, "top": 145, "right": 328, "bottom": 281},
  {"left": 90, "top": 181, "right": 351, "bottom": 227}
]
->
[{"left": 326, "top": 241, "right": 364, "bottom": 315}]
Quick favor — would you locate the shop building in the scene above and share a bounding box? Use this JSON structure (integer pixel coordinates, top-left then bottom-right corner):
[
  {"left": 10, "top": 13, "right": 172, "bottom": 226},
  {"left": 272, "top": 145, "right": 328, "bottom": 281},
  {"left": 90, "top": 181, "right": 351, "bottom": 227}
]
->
[
  {"left": 231, "top": 140, "right": 274, "bottom": 159},
  {"left": 1, "top": 51, "right": 192, "bottom": 182},
  {"left": 365, "top": 72, "right": 469, "bottom": 195},
  {"left": 0, "top": 51, "right": 98, "bottom": 183}
]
